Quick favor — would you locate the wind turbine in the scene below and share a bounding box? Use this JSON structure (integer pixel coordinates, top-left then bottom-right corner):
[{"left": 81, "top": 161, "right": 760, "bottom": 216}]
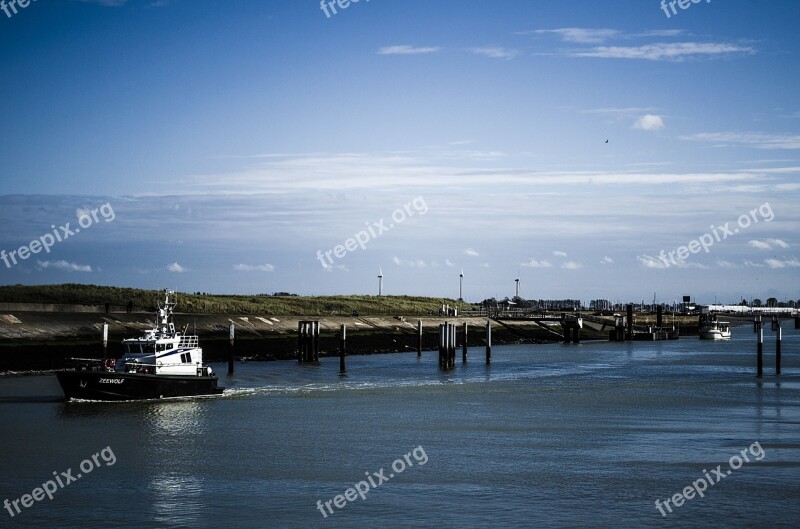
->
[
  {"left": 378, "top": 266, "right": 383, "bottom": 296},
  {"left": 459, "top": 269, "right": 464, "bottom": 301}
]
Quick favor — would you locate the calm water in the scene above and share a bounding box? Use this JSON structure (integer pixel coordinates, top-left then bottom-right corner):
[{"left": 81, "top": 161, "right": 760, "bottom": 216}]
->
[{"left": 1, "top": 324, "right": 799, "bottom": 528}]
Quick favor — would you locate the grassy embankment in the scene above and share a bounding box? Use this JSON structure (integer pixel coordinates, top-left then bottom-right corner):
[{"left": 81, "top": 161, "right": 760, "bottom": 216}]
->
[{"left": 2, "top": 285, "right": 561, "bottom": 371}]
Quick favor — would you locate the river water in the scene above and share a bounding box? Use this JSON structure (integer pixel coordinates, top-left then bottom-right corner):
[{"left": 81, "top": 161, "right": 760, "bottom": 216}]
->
[{"left": 1, "top": 323, "right": 799, "bottom": 528}]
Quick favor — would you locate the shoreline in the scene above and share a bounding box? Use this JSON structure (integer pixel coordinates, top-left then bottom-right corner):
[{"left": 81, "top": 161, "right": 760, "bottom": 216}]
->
[
  {"left": 1, "top": 309, "right": 740, "bottom": 374},
  {"left": 0, "top": 312, "right": 587, "bottom": 372}
]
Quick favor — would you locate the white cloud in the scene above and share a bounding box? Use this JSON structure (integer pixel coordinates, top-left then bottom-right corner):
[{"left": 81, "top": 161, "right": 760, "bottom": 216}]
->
[
  {"left": 765, "top": 257, "right": 800, "bottom": 269},
  {"left": 552, "top": 250, "right": 568, "bottom": 257},
  {"left": 637, "top": 255, "right": 668, "bottom": 269},
  {"left": 744, "top": 260, "right": 765, "bottom": 268},
  {"left": 561, "top": 261, "right": 582, "bottom": 270},
  {"left": 36, "top": 260, "right": 92, "bottom": 272},
  {"left": 233, "top": 264, "right": 275, "bottom": 272},
  {"left": 600, "top": 256, "right": 614, "bottom": 264},
  {"left": 470, "top": 47, "right": 518, "bottom": 60},
  {"left": 392, "top": 257, "right": 428, "bottom": 268},
  {"left": 533, "top": 28, "right": 619, "bottom": 44},
  {"left": 748, "top": 240, "right": 772, "bottom": 250},
  {"left": 445, "top": 259, "right": 456, "bottom": 268},
  {"left": 378, "top": 45, "right": 440, "bottom": 55},
  {"left": 770, "top": 239, "right": 791, "bottom": 248},
  {"left": 749, "top": 239, "right": 790, "bottom": 250},
  {"left": 633, "top": 114, "right": 665, "bottom": 131},
  {"left": 716, "top": 260, "right": 739, "bottom": 269},
  {"left": 167, "top": 262, "right": 186, "bottom": 273},
  {"left": 465, "top": 248, "right": 480, "bottom": 257},
  {"left": 521, "top": 259, "right": 552, "bottom": 268},
  {"left": 572, "top": 42, "right": 754, "bottom": 61}
]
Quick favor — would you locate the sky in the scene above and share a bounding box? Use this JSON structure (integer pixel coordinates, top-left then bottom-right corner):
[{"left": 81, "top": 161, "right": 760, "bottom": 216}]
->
[{"left": 0, "top": 0, "right": 798, "bottom": 304}]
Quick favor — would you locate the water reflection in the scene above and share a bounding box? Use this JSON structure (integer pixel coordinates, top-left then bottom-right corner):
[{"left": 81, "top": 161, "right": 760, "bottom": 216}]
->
[{"left": 150, "top": 472, "right": 205, "bottom": 527}]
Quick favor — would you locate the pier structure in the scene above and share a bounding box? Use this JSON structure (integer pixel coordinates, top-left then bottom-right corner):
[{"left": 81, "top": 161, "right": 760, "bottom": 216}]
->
[
  {"left": 298, "top": 320, "right": 320, "bottom": 364},
  {"left": 560, "top": 313, "right": 583, "bottom": 344},
  {"left": 438, "top": 323, "right": 456, "bottom": 370}
]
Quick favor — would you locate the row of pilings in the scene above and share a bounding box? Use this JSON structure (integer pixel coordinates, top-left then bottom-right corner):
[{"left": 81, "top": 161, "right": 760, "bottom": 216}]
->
[
  {"left": 291, "top": 319, "right": 495, "bottom": 371},
  {"left": 754, "top": 315, "right": 786, "bottom": 378}
]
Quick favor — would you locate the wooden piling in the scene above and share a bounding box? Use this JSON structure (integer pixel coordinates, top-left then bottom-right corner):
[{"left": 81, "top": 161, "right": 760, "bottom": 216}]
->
[
  {"left": 757, "top": 328, "right": 763, "bottom": 379},
  {"left": 417, "top": 319, "right": 423, "bottom": 357},
  {"left": 795, "top": 316, "right": 800, "bottom": 329},
  {"left": 228, "top": 322, "right": 235, "bottom": 375},
  {"left": 438, "top": 324, "right": 445, "bottom": 369},
  {"left": 297, "top": 321, "right": 303, "bottom": 362},
  {"left": 298, "top": 321, "right": 320, "bottom": 364},
  {"left": 626, "top": 304, "right": 633, "bottom": 340},
  {"left": 339, "top": 324, "right": 346, "bottom": 373},
  {"left": 462, "top": 321, "right": 468, "bottom": 363},
  {"left": 485, "top": 320, "right": 491, "bottom": 364},
  {"left": 449, "top": 323, "right": 456, "bottom": 369},
  {"left": 656, "top": 306, "right": 663, "bottom": 329},
  {"left": 102, "top": 323, "right": 109, "bottom": 359},
  {"left": 572, "top": 326, "right": 580, "bottom": 344},
  {"left": 776, "top": 325, "right": 782, "bottom": 376},
  {"left": 754, "top": 314, "right": 762, "bottom": 333}
]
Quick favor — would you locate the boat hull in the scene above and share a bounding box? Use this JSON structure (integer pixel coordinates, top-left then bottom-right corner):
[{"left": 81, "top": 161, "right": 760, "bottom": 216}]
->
[
  {"left": 56, "top": 370, "right": 224, "bottom": 401},
  {"left": 699, "top": 330, "right": 731, "bottom": 340}
]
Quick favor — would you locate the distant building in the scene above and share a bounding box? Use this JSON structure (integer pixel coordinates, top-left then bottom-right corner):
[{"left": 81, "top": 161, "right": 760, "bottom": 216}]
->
[{"left": 589, "top": 299, "right": 612, "bottom": 311}]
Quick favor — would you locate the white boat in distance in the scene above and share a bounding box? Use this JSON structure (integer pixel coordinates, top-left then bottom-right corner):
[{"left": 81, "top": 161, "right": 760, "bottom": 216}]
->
[{"left": 699, "top": 319, "right": 732, "bottom": 340}]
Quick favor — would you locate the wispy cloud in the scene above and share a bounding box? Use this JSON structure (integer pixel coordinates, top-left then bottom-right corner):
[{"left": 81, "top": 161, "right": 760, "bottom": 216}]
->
[
  {"left": 185, "top": 150, "right": 780, "bottom": 193},
  {"left": 572, "top": 42, "right": 754, "bottom": 61},
  {"left": 764, "top": 257, "right": 800, "bottom": 269},
  {"left": 469, "top": 47, "right": 518, "bottom": 60},
  {"left": 600, "top": 256, "right": 614, "bottom": 264},
  {"left": 633, "top": 114, "right": 665, "bottom": 131},
  {"left": 561, "top": 261, "right": 582, "bottom": 270},
  {"left": 552, "top": 251, "right": 568, "bottom": 257},
  {"left": 638, "top": 255, "right": 667, "bottom": 269},
  {"left": 716, "top": 260, "right": 739, "bottom": 269},
  {"left": 378, "top": 45, "right": 440, "bottom": 55},
  {"left": 392, "top": 256, "right": 429, "bottom": 267},
  {"left": 36, "top": 260, "right": 92, "bottom": 272},
  {"left": 531, "top": 28, "right": 619, "bottom": 44},
  {"left": 233, "top": 263, "right": 275, "bottom": 272},
  {"left": 521, "top": 259, "right": 552, "bottom": 268},
  {"left": 682, "top": 132, "right": 800, "bottom": 150},
  {"left": 749, "top": 239, "right": 790, "bottom": 250},
  {"left": 167, "top": 262, "right": 186, "bottom": 273},
  {"left": 464, "top": 248, "right": 480, "bottom": 257}
]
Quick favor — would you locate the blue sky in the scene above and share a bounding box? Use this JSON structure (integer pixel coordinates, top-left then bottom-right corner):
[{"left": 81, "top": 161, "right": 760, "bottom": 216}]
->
[{"left": 1, "top": 0, "right": 798, "bottom": 304}]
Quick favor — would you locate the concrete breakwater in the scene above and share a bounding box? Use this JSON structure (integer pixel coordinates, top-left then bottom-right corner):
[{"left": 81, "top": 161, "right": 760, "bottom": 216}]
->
[{"left": 0, "top": 311, "right": 594, "bottom": 372}]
